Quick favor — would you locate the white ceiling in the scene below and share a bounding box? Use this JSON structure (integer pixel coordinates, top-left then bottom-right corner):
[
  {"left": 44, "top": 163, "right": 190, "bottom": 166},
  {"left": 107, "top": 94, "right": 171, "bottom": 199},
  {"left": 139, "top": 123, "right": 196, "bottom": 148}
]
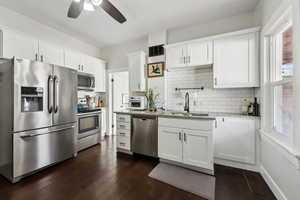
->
[{"left": 0, "top": 0, "right": 259, "bottom": 48}]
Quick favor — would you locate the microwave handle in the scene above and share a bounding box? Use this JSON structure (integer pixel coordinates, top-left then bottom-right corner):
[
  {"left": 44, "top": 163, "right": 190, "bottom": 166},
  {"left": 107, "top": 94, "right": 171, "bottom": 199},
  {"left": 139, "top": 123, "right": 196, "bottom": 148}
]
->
[{"left": 91, "top": 78, "right": 95, "bottom": 88}]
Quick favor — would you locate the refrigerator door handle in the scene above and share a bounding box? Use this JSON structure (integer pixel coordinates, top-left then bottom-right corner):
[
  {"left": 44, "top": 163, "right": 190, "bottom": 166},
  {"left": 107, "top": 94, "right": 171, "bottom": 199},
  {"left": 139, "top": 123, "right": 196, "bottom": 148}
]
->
[
  {"left": 47, "top": 75, "right": 53, "bottom": 113},
  {"left": 53, "top": 75, "right": 59, "bottom": 113}
]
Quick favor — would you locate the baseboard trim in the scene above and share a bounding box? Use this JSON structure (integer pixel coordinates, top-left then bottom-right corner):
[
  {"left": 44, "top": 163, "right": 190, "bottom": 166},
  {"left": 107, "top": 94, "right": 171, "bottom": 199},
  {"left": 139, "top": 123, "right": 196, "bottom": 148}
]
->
[
  {"left": 260, "top": 166, "right": 287, "bottom": 200},
  {"left": 214, "top": 158, "right": 259, "bottom": 172}
]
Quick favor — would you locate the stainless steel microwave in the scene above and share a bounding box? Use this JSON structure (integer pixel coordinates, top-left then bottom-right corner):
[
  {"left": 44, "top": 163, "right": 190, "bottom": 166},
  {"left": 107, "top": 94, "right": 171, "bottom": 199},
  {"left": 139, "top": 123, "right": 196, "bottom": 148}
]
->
[{"left": 78, "top": 72, "right": 95, "bottom": 91}]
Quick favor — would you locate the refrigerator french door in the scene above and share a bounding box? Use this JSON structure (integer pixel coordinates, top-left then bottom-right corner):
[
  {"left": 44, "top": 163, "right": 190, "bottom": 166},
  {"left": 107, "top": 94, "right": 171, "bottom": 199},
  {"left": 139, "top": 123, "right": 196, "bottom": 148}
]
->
[{"left": 12, "top": 58, "right": 77, "bottom": 182}]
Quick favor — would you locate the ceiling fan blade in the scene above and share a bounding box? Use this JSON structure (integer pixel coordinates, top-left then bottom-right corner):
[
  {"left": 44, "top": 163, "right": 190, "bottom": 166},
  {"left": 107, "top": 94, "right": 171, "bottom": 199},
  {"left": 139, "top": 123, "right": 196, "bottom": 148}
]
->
[
  {"left": 100, "top": 0, "right": 127, "bottom": 24},
  {"left": 67, "top": 0, "right": 84, "bottom": 19}
]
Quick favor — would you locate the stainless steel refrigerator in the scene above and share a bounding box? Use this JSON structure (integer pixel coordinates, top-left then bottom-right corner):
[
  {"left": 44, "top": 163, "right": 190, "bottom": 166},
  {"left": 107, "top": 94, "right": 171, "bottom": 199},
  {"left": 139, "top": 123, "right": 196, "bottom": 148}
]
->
[{"left": 0, "top": 58, "right": 77, "bottom": 183}]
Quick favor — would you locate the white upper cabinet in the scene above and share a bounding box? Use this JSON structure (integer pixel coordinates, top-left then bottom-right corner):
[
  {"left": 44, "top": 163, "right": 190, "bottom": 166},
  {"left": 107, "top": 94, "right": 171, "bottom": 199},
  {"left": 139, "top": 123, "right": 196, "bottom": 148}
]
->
[
  {"left": 38, "top": 41, "right": 64, "bottom": 66},
  {"left": 1, "top": 30, "right": 39, "bottom": 61},
  {"left": 214, "top": 117, "right": 256, "bottom": 165},
  {"left": 213, "top": 32, "right": 259, "bottom": 88},
  {"left": 187, "top": 41, "right": 213, "bottom": 66},
  {"left": 82, "top": 55, "right": 97, "bottom": 74},
  {"left": 1, "top": 29, "right": 106, "bottom": 79},
  {"left": 166, "top": 45, "right": 186, "bottom": 68},
  {"left": 64, "top": 50, "right": 82, "bottom": 70},
  {"left": 86, "top": 56, "right": 106, "bottom": 92},
  {"left": 166, "top": 40, "right": 213, "bottom": 69},
  {"left": 128, "top": 51, "right": 146, "bottom": 92}
]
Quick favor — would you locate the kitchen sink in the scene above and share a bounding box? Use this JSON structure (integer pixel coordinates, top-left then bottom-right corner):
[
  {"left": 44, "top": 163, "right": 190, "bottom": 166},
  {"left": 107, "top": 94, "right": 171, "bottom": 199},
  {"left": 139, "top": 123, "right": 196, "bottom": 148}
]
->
[{"left": 169, "top": 112, "right": 209, "bottom": 117}]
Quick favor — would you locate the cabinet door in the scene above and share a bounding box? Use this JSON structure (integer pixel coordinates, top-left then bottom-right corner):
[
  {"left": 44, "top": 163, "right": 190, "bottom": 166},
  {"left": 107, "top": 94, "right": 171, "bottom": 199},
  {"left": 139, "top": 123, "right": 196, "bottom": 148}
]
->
[
  {"left": 64, "top": 50, "right": 82, "bottom": 71},
  {"left": 2, "top": 30, "right": 38, "bottom": 60},
  {"left": 166, "top": 45, "right": 187, "bottom": 68},
  {"left": 39, "top": 41, "right": 64, "bottom": 66},
  {"left": 158, "top": 127, "right": 182, "bottom": 162},
  {"left": 188, "top": 41, "right": 213, "bottom": 66},
  {"left": 93, "top": 58, "right": 106, "bottom": 92},
  {"left": 128, "top": 51, "right": 146, "bottom": 92},
  {"left": 214, "top": 117, "right": 256, "bottom": 164},
  {"left": 213, "top": 33, "right": 258, "bottom": 88},
  {"left": 82, "top": 55, "right": 97, "bottom": 74},
  {"left": 183, "top": 129, "right": 213, "bottom": 170}
]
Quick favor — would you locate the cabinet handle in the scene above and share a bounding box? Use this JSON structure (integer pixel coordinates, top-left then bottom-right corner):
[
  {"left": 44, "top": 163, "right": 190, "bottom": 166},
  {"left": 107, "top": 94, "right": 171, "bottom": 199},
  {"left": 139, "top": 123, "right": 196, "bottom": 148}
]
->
[
  {"left": 183, "top": 56, "right": 186, "bottom": 64},
  {"left": 119, "top": 117, "right": 125, "bottom": 120},
  {"left": 81, "top": 65, "right": 84, "bottom": 71},
  {"left": 119, "top": 132, "right": 126, "bottom": 136},
  {"left": 119, "top": 142, "right": 126, "bottom": 146},
  {"left": 188, "top": 56, "right": 191, "bottom": 63},
  {"left": 41, "top": 55, "right": 44, "bottom": 62},
  {"left": 138, "top": 83, "right": 141, "bottom": 90},
  {"left": 119, "top": 125, "right": 126, "bottom": 129},
  {"left": 207, "top": 44, "right": 209, "bottom": 61},
  {"left": 184, "top": 133, "right": 187, "bottom": 142},
  {"left": 35, "top": 53, "right": 38, "bottom": 61},
  {"left": 179, "top": 132, "right": 182, "bottom": 141},
  {"left": 78, "top": 65, "right": 81, "bottom": 70},
  {"left": 222, "top": 118, "right": 225, "bottom": 122},
  {"left": 214, "top": 78, "right": 217, "bottom": 86}
]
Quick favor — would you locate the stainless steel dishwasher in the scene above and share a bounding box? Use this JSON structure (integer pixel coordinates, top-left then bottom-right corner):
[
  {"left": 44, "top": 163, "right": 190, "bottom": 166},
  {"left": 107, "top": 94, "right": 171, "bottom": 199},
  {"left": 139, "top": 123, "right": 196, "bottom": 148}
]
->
[{"left": 132, "top": 115, "right": 158, "bottom": 157}]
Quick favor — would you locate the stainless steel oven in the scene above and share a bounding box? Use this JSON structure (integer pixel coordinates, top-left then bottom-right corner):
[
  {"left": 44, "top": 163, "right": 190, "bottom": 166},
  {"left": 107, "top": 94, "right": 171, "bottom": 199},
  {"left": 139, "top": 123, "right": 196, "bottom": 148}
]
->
[
  {"left": 77, "top": 111, "right": 101, "bottom": 139},
  {"left": 78, "top": 72, "right": 95, "bottom": 91}
]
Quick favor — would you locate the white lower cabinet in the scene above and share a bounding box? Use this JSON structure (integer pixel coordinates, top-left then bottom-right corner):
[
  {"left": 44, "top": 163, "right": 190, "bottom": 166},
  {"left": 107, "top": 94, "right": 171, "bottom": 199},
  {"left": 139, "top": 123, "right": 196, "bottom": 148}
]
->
[
  {"left": 158, "top": 118, "right": 214, "bottom": 171},
  {"left": 214, "top": 117, "right": 256, "bottom": 165},
  {"left": 158, "top": 127, "right": 183, "bottom": 162},
  {"left": 116, "top": 114, "right": 131, "bottom": 152},
  {"left": 183, "top": 129, "right": 213, "bottom": 170}
]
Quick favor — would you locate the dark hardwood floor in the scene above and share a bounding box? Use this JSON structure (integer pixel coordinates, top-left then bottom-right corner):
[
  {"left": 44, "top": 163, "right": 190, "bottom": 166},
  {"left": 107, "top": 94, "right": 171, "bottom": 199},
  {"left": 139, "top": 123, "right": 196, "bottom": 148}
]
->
[{"left": 0, "top": 137, "right": 276, "bottom": 200}]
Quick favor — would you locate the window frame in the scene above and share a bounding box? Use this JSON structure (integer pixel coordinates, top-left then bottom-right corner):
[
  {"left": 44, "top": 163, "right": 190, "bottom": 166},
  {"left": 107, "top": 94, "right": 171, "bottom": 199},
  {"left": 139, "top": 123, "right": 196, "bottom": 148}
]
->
[{"left": 264, "top": 12, "right": 294, "bottom": 147}]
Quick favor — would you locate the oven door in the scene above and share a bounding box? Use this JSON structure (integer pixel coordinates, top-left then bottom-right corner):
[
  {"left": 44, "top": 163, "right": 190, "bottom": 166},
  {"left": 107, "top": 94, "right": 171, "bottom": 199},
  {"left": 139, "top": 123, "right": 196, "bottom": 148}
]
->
[
  {"left": 78, "top": 73, "right": 95, "bottom": 91},
  {"left": 78, "top": 113, "right": 101, "bottom": 139}
]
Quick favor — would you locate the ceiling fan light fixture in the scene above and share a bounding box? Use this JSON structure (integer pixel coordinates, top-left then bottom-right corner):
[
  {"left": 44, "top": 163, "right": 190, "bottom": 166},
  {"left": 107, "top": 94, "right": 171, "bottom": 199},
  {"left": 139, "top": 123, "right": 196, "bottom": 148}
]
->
[
  {"left": 84, "top": 1, "right": 95, "bottom": 11},
  {"left": 91, "top": 0, "right": 103, "bottom": 6}
]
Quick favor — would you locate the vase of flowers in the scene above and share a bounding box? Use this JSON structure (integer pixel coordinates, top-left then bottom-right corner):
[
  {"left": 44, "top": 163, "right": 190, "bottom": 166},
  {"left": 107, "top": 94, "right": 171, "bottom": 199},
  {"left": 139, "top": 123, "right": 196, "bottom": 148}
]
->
[{"left": 145, "top": 89, "right": 158, "bottom": 112}]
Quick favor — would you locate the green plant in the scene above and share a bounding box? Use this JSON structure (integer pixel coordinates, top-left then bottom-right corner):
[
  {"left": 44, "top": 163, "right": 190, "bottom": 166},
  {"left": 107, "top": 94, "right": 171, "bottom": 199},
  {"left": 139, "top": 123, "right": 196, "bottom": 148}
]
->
[{"left": 145, "top": 89, "right": 159, "bottom": 109}]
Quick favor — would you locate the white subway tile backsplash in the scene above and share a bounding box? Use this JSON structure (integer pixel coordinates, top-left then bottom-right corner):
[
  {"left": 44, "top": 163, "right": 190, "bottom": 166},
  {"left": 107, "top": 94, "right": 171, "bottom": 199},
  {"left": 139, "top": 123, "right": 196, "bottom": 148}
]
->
[{"left": 165, "top": 68, "right": 255, "bottom": 113}]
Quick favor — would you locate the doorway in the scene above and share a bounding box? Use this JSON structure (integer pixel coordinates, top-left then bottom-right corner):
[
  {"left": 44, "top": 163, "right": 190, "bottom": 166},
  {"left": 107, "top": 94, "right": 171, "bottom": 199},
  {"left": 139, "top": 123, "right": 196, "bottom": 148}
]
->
[{"left": 108, "top": 71, "right": 129, "bottom": 136}]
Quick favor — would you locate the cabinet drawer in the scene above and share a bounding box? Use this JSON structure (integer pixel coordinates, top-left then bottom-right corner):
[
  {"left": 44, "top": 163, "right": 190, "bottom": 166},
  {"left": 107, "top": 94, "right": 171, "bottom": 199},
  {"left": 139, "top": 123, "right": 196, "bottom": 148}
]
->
[
  {"left": 117, "top": 129, "right": 131, "bottom": 138},
  {"left": 117, "top": 114, "right": 131, "bottom": 123},
  {"left": 158, "top": 118, "right": 213, "bottom": 131},
  {"left": 117, "top": 136, "right": 131, "bottom": 150},
  {"left": 117, "top": 122, "right": 131, "bottom": 130},
  {"left": 78, "top": 134, "right": 98, "bottom": 152}
]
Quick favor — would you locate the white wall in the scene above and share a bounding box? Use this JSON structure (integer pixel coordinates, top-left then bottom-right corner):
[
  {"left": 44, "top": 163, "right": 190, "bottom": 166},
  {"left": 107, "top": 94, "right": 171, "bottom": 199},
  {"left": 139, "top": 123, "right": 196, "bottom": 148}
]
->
[
  {"left": 0, "top": 5, "right": 101, "bottom": 57},
  {"left": 255, "top": 0, "right": 300, "bottom": 200},
  {"left": 101, "top": 36, "right": 148, "bottom": 70},
  {"left": 166, "top": 68, "right": 255, "bottom": 113},
  {"left": 168, "top": 12, "right": 255, "bottom": 44}
]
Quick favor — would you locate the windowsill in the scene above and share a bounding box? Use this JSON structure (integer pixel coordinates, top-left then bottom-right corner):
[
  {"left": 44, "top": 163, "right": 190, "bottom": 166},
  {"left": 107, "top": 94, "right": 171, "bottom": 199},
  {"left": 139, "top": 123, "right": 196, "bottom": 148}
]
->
[{"left": 259, "top": 129, "right": 300, "bottom": 170}]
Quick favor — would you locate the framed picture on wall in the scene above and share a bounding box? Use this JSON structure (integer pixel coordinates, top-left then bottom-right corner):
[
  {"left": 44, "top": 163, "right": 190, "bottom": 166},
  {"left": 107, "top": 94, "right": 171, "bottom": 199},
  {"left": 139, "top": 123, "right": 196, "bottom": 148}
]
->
[{"left": 147, "top": 62, "right": 164, "bottom": 78}]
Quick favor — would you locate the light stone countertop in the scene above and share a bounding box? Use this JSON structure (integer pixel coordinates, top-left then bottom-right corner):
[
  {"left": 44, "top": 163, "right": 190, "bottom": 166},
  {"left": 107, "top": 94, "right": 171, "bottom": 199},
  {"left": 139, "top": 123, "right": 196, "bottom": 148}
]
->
[{"left": 114, "top": 110, "right": 261, "bottom": 120}]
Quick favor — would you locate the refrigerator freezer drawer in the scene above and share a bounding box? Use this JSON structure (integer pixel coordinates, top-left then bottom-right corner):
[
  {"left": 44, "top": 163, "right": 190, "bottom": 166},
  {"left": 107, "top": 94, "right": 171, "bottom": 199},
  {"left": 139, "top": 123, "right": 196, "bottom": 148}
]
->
[{"left": 13, "top": 125, "right": 75, "bottom": 178}]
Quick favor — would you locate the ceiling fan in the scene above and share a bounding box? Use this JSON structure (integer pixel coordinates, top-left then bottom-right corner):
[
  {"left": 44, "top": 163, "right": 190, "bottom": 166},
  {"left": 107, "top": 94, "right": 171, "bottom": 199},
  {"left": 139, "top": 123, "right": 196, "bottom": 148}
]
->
[{"left": 67, "top": 0, "right": 127, "bottom": 24}]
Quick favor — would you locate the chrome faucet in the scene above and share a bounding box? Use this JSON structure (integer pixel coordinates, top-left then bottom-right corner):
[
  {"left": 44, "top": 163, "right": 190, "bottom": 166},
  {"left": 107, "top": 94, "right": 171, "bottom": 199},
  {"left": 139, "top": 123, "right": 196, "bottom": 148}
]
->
[{"left": 184, "top": 92, "right": 190, "bottom": 113}]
